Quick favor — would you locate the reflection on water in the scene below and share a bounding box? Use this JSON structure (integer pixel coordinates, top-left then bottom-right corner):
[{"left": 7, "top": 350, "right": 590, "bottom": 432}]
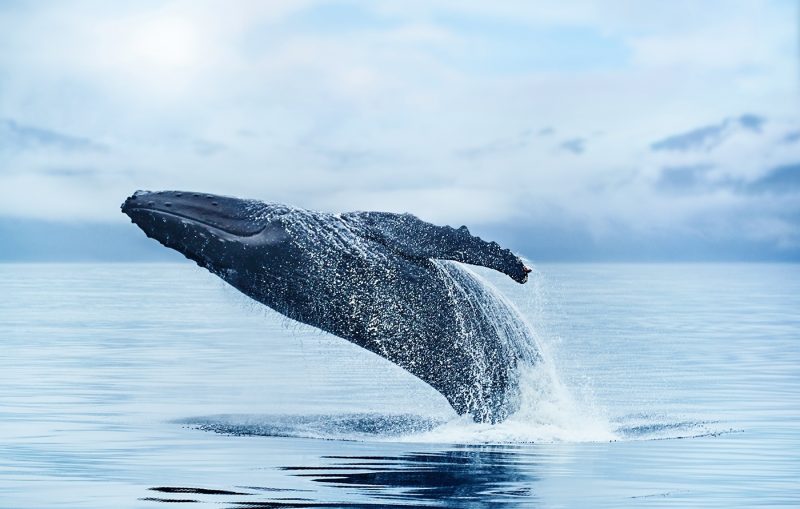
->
[
  {"left": 146, "top": 448, "right": 538, "bottom": 508},
  {"left": 286, "top": 449, "right": 536, "bottom": 506}
]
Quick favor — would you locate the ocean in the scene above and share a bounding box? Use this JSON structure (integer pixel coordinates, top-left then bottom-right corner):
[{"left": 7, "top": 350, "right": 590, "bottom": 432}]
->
[{"left": 1, "top": 262, "right": 798, "bottom": 507}]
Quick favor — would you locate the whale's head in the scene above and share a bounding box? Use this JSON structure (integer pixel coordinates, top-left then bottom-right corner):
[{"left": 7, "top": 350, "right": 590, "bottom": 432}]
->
[{"left": 121, "top": 190, "right": 298, "bottom": 298}]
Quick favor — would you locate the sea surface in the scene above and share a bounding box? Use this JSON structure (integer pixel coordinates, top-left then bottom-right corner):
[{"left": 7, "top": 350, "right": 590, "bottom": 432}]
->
[{"left": 1, "top": 262, "right": 798, "bottom": 508}]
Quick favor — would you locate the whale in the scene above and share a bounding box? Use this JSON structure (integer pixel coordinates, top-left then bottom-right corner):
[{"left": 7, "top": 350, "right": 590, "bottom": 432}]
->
[{"left": 121, "top": 190, "right": 537, "bottom": 423}]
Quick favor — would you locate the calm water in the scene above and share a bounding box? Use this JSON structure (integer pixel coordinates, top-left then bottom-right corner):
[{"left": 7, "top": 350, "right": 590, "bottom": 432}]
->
[{"left": 1, "top": 263, "right": 798, "bottom": 507}]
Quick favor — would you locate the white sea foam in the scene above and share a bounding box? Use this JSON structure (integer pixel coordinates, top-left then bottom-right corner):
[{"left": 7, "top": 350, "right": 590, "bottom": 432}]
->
[{"left": 394, "top": 363, "right": 618, "bottom": 444}]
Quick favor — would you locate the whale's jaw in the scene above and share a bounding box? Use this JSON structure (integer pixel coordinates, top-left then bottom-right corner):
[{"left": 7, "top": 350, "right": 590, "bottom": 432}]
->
[
  {"left": 121, "top": 190, "right": 266, "bottom": 272},
  {"left": 121, "top": 190, "right": 269, "bottom": 237}
]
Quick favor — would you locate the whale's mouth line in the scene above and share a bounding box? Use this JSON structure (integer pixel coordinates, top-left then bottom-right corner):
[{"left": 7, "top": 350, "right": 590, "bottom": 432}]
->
[{"left": 125, "top": 206, "right": 265, "bottom": 238}]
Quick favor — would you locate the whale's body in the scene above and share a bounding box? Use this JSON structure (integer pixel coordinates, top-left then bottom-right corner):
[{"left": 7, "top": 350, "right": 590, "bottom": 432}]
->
[{"left": 122, "top": 191, "right": 536, "bottom": 423}]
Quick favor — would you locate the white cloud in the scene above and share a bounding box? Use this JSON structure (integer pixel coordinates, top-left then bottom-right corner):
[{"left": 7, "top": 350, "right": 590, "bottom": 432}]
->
[{"left": 0, "top": 0, "right": 798, "bottom": 253}]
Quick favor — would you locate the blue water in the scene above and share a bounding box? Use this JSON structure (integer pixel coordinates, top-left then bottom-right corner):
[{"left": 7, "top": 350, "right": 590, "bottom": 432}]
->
[{"left": 1, "top": 263, "right": 798, "bottom": 507}]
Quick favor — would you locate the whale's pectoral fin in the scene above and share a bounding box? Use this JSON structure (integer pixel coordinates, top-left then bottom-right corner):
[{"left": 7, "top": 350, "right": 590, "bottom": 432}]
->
[{"left": 343, "top": 211, "right": 530, "bottom": 283}]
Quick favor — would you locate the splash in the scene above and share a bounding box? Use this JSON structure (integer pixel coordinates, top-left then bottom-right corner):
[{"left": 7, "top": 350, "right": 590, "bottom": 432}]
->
[
  {"left": 398, "top": 364, "right": 618, "bottom": 443},
  {"left": 412, "top": 262, "right": 618, "bottom": 443}
]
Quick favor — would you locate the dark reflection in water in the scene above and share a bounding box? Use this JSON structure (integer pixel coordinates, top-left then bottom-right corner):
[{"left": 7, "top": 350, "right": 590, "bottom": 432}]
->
[
  {"left": 287, "top": 449, "right": 536, "bottom": 504},
  {"left": 143, "top": 447, "right": 540, "bottom": 508}
]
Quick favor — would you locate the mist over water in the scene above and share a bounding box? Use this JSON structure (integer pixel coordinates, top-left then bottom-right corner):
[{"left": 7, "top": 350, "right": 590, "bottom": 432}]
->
[{"left": 1, "top": 263, "right": 798, "bottom": 507}]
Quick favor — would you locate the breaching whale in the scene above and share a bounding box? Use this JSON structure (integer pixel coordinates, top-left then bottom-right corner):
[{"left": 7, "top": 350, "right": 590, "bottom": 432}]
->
[{"left": 121, "top": 190, "right": 536, "bottom": 423}]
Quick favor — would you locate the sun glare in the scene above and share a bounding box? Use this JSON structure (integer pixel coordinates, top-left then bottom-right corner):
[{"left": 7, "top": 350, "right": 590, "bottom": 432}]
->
[{"left": 127, "top": 17, "right": 200, "bottom": 69}]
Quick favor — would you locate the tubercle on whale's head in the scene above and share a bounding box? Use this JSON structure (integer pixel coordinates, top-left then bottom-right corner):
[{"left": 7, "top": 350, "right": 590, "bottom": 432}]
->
[{"left": 120, "top": 190, "right": 293, "bottom": 278}]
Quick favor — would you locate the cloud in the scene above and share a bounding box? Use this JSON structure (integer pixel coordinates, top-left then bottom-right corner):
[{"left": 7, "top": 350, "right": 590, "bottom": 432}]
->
[
  {"left": 193, "top": 140, "right": 226, "bottom": 157},
  {"left": 746, "top": 163, "right": 800, "bottom": 195},
  {"left": 305, "top": 144, "right": 384, "bottom": 169},
  {"left": 739, "top": 114, "right": 766, "bottom": 133},
  {"left": 655, "top": 160, "right": 800, "bottom": 198},
  {"left": 0, "top": 1, "right": 798, "bottom": 260},
  {"left": 559, "top": 138, "right": 586, "bottom": 154},
  {"left": 655, "top": 165, "right": 714, "bottom": 193},
  {"left": 39, "top": 167, "right": 100, "bottom": 178},
  {"left": 782, "top": 131, "right": 800, "bottom": 144},
  {"left": 0, "top": 119, "right": 106, "bottom": 152},
  {"left": 650, "top": 114, "right": 765, "bottom": 152},
  {"left": 455, "top": 130, "right": 533, "bottom": 159}
]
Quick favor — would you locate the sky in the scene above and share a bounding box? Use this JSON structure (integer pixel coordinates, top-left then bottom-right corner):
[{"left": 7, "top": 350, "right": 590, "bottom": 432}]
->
[{"left": 1, "top": 0, "right": 799, "bottom": 261}]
